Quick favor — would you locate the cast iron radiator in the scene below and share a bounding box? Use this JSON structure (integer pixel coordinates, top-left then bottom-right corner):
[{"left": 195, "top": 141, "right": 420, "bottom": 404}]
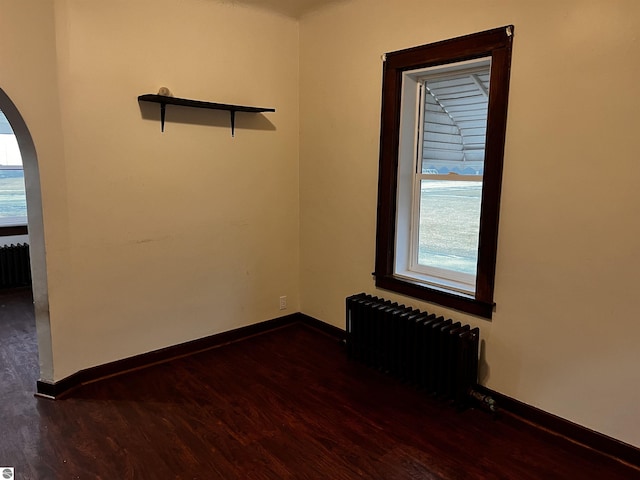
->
[
  {"left": 346, "top": 293, "right": 480, "bottom": 406},
  {"left": 0, "top": 243, "right": 31, "bottom": 289}
]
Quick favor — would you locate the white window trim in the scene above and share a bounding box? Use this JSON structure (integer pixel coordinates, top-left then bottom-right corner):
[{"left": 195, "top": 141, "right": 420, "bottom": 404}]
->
[{"left": 394, "top": 58, "right": 490, "bottom": 297}]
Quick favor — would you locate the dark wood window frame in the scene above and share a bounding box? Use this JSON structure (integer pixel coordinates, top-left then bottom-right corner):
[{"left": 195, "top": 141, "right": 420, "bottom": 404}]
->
[
  {"left": 374, "top": 26, "right": 514, "bottom": 319},
  {"left": 0, "top": 225, "right": 27, "bottom": 237}
]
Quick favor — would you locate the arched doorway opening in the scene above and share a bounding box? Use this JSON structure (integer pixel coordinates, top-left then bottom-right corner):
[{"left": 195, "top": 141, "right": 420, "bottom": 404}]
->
[{"left": 0, "top": 88, "right": 52, "bottom": 384}]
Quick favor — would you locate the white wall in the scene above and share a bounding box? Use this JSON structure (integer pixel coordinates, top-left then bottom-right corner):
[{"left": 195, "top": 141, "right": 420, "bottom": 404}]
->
[{"left": 299, "top": 0, "right": 640, "bottom": 448}]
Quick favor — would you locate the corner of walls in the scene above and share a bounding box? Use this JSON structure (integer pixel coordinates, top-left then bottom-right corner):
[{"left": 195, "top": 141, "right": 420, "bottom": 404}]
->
[
  {"left": 297, "top": 0, "right": 640, "bottom": 449},
  {"left": 40, "top": 0, "right": 302, "bottom": 382}
]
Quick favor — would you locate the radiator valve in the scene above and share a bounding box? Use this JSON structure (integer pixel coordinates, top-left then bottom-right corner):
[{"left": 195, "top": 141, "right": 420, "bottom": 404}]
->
[{"left": 469, "top": 389, "right": 497, "bottom": 413}]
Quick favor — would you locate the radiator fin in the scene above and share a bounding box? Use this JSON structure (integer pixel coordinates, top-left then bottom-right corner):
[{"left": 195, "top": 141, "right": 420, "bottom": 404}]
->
[
  {"left": 346, "top": 293, "right": 479, "bottom": 406},
  {"left": 0, "top": 243, "right": 32, "bottom": 289}
]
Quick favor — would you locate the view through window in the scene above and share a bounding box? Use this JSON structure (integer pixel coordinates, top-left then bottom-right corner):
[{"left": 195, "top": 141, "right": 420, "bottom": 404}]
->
[
  {"left": 0, "top": 109, "right": 27, "bottom": 227},
  {"left": 411, "top": 61, "right": 490, "bottom": 293}
]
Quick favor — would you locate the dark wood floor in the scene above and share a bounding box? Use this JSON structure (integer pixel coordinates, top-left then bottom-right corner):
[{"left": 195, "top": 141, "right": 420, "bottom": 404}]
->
[{"left": 1, "top": 289, "right": 638, "bottom": 479}]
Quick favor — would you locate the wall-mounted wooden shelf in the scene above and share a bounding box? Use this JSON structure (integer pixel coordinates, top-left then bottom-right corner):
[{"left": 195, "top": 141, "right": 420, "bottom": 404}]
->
[{"left": 138, "top": 94, "right": 275, "bottom": 137}]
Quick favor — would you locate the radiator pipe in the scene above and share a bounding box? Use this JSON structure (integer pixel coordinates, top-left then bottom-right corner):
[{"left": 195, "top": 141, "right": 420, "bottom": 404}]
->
[{"left": 468, "top": 388, "right": 497, "bottom": 413}]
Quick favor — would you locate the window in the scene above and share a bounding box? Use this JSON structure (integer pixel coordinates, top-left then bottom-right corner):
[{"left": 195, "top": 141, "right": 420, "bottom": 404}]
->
[
  {"left": 374, "top": 26, "right": 514, "bottom": 319},
  {"left": 0, "top": 108, "right": 27, "bottom": 229}
]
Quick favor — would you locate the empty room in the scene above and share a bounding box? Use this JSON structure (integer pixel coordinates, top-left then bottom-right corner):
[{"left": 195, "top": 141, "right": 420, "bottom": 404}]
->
[{"left": 0, "top": 0, "right": 638, "bottom": 478}]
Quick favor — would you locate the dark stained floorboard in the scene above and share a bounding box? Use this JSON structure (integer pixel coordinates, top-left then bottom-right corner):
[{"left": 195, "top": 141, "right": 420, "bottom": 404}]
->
[{"left": 0, "top": 288, "right": 638, "bottom": 479}]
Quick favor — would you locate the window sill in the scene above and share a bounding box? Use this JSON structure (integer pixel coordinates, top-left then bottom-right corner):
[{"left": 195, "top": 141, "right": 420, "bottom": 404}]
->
[
  {"left": 0, "top": 225, "right": 28, "bottom": 237},
  {"left": 395, "top": 269, "right": 475, "bottom": 296},
  {"left": 374, "top": 273, "right": 494, "bottom": 319}
]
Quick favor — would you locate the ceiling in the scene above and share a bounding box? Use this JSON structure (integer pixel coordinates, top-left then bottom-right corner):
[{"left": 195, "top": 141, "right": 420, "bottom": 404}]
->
[{"left": 218, "top": 0, "right": 348, "bottom": 18}]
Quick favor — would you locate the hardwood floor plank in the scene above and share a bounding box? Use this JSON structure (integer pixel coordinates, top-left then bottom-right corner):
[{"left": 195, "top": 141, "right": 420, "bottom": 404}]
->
[{"left": 1, "top": 289, "right": 638, "bottom": 479}]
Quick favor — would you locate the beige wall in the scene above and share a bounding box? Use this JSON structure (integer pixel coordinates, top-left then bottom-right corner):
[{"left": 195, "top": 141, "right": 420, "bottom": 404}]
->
[
  {"left": 47, "top": 0, "right": 300, "bottom": 380},
  {"left": 0, "top": 0, "right": 66, "bottom": 381},
  {"left": 300, "top": 0, "right": 640, "bottom": 447},
  {"left": 1, "top": 0, "right": 638, "bottom": 451},
  {"left": 2, "top": 0, "right": 300, "bottom": 381}
]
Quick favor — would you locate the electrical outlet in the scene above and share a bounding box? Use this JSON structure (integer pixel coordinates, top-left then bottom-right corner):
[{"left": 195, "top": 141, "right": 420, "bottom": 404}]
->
[{"left": 279, "top": 295, "right": 287, "bottom": 310}]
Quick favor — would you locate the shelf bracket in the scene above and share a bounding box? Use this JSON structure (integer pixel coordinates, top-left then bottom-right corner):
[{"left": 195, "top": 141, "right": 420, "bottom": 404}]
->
[
  {"left": 160, "top": 102, "right": 166, "bottom": 133},
  {"left": 230, "top": 110, "right": 236, "bottom": 137}
]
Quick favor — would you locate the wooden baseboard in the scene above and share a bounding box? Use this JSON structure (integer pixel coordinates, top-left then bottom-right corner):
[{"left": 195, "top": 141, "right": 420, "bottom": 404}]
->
[
  {"left": 296, "top": 313, "right": 346, "bottom": 340},
  {"left": 35, "top": 313, "right": 637, "bottom": 469},
  {"left": 37, "top": 313, "right": 306, "bottom": 399},
  {"left": 474, "top": 385, "right": 639, "bottom": 469},
  {"left": 37, "top": 313, "right": 347, "bottom": 399}
]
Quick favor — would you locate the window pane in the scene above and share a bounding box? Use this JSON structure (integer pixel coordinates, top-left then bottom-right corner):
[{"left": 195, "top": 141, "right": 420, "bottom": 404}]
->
[
  {"left": 416, "top": 63, "right": 488, "bottom": 277},
  {"left": 417, "top": 179, "right": 481, "bottom": 275},
  {"left": 0, "top": 168, "right": 27, "bottom": 220},
  {"left": 421, "top": 67, "right": 489, "bottom": 176},
  {"left": 0, "top": 109, "right": 27, "bottom": 224}
]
